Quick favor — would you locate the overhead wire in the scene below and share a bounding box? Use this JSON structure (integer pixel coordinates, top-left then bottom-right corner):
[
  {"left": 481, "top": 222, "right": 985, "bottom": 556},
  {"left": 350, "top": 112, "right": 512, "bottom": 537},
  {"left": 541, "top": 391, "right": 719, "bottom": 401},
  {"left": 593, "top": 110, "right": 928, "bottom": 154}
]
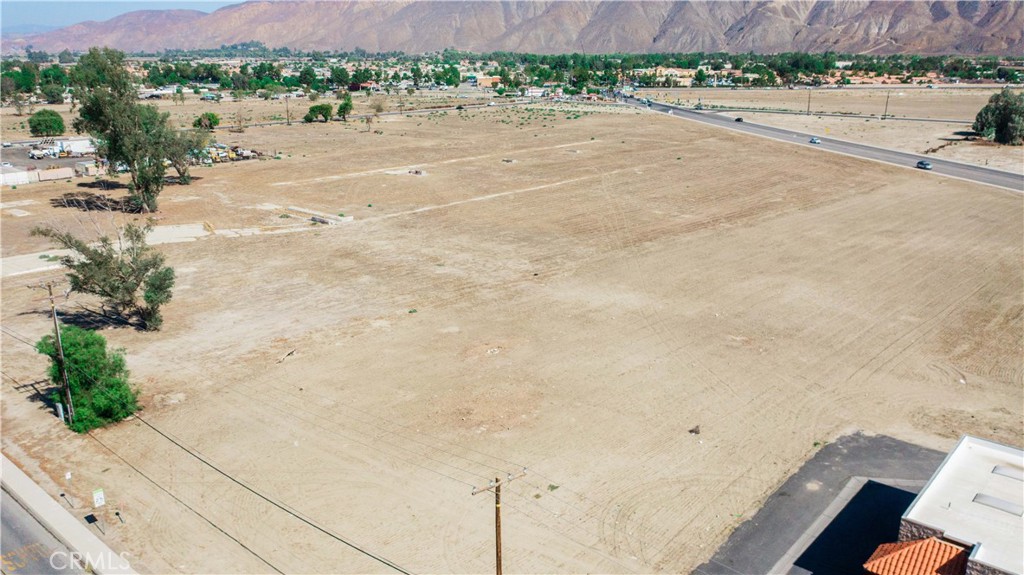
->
[
  {"left": 1, "top": 324, "right": 415, "bottom": 575},
  {"left": 18, "top": 268, "right": 640, "bottom": 569},
  {"left": 88, "top": 431, "right": 286, "bottom": 574}
]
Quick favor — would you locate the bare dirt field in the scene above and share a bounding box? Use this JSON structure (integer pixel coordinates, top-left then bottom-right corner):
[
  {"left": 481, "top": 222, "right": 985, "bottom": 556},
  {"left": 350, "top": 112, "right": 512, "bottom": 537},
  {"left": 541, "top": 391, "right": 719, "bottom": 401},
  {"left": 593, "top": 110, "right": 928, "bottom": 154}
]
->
[
  {"left": 2, "top": 101, "right": 1022, "bottom": 574},
  {"left": 639, "top": 86, "right": 1024, "bottom": 174}
]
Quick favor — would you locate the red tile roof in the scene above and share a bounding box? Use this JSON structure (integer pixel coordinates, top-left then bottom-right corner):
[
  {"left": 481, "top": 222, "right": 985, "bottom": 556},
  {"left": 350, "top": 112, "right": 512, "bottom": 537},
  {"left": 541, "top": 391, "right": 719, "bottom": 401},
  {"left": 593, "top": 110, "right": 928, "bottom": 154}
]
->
[{"left": 864, "top": 537, "right": 969, "bottom": 575}]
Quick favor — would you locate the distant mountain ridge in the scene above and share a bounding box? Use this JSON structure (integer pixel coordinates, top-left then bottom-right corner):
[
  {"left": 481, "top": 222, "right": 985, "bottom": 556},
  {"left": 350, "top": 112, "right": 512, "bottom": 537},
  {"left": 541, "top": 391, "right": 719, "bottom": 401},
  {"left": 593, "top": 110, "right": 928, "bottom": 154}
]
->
[{"left": 4, "top": 0, "right": 1022, "bottom": 55}]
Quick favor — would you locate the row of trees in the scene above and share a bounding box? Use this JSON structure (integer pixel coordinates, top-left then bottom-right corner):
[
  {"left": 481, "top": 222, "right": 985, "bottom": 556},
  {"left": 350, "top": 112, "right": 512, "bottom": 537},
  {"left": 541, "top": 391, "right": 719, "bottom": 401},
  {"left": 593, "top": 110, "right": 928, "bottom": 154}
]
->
[{"left": 7, "top": 47, "right": 1020, "bottom": 104}]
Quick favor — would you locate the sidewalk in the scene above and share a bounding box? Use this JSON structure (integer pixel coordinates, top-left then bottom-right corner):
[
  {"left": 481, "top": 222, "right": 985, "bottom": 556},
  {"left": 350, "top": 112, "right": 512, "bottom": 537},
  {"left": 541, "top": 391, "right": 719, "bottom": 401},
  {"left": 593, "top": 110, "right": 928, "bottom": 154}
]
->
[{"left": 1, "top": 454, "right": 136, "bottom": 575}]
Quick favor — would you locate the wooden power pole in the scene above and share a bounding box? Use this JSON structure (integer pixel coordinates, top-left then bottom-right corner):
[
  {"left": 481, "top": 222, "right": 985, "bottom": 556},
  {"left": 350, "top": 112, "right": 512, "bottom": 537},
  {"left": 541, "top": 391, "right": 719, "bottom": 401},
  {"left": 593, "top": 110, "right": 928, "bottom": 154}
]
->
[
  {"left": 473, "top": 470, "right": 526, "bottom": 575},
  {"left": 33, "top": 281, "right": 74, "bottom": 424}
]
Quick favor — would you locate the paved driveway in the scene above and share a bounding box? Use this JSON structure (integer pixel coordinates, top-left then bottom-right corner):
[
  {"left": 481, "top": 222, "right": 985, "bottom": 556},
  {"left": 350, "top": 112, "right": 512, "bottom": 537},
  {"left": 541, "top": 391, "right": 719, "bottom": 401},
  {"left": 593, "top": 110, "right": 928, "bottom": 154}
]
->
[{"left": 692, "top": 433, "right": 946, "bottom": 575}]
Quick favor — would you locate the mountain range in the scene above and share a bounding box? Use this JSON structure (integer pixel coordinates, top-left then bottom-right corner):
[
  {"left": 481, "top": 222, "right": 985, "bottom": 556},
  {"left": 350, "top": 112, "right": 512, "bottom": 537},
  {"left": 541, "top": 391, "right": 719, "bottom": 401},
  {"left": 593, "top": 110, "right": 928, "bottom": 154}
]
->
[{"left": 4, "top": 0, "right": 1023, "bottom": 55}]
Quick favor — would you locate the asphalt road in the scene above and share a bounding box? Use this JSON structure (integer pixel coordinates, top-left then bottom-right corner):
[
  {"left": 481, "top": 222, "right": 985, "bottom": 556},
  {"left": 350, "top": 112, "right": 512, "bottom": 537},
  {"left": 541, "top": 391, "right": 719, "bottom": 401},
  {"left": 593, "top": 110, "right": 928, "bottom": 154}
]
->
[
  {"left": 629, "top": 97, "right": 1024, "bottom": 193},
  {"left": 1, "top": 488, "right": 82, "bottom": 575},
  {"left": 691, "top": 433, "right": 945, "bottom": 575}
]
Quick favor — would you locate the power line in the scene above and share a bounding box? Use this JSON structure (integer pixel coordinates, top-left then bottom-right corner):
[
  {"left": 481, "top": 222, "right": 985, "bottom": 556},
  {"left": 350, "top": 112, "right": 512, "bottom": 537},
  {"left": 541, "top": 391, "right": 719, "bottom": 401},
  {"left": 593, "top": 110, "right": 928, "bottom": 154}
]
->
[
  {"left": 2, "top": 324, "right": 414, "bottom": 575},
  {"left": 7, "top": 301, "right": 647, "bottom": 570},
  {"left": 7, "top": 315, "right": 626, "bottom": 564},
  {"left": 1, "top": 326, "right": 36, "bottom": 346},
  {"left": 133, "top": 417, "right": 414, "bottom": 575},
  {"left": 88, "top": 432, "right": 286, "bottom": 574}
]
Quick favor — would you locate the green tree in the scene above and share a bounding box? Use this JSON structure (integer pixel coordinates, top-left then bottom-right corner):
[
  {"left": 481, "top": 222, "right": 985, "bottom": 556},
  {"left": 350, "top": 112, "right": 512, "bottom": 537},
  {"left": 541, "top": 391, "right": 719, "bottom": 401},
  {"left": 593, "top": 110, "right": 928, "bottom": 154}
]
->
[
  {"left": 193, "top": 112, "right": 220, "bottom": 130},
  {"left": 36, "top": 325, "right": 138, "bottom": 433},
  {"left": 330, "top": 66, "right": 350, "bottom": 87},
  {"left": 32, "top": 222, "right": 176, "bottom": 330},
  {"left": 305, "top": 103, "right": 333, "bottom": 122},
  {"left": 165, "top": 129, "right": 209, "bottom": 184},
  {"left": 26, "top": 49, "right": 51, "bottom": 64},
  {"left": 973, "top": 87, "right": 1024, "bottom": 145},
  {"left": 40, "top": 83, "right": 65, "bottom": 104},
  {"left": 336, "top": 91, "right": 353, "bottom": 121},
  {"left": 58, "top": 49, "right": 76, "bottom": 64},
  {"left": 10, "top": 63, "right": 39, "bottom": 92},
  {"left": 298, "top": 65, "right": 317, "bottom": 87},
  {"left": 694, "top": 68, "right": 708, "bottom": 86},
  {"left": 72, "top": 48, "right": 173, "bottom": 212},
  {"left": 28, "top": 109, "right": 65, "bottom": 136},
  {"left": 40, "top": 64, "right": 69, "bottom": 87}
]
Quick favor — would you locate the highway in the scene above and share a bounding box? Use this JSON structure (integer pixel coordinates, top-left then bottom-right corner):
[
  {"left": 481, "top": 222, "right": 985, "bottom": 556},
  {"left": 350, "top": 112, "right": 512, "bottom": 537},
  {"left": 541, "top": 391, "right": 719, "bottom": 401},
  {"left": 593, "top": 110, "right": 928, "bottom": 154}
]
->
[{"left": 628, "top": 97, "right": 1024, "bottom": 193}]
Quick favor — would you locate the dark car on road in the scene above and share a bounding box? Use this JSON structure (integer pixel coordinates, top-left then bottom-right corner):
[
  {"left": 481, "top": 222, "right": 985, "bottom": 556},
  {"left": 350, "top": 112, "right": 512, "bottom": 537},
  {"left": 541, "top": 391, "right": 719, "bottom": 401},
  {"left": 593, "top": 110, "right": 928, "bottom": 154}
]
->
[
  {"left": 916, "top": 160, "right": 933, "bottom": 170},
  {"left": 734, "top": 117, "right": 743, "bottom": 122}
]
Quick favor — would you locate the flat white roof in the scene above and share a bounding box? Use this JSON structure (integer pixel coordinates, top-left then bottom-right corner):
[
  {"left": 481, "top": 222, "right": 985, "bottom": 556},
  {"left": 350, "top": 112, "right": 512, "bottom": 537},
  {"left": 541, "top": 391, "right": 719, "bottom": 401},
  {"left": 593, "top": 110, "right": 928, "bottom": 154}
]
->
[{"left": 905, "top": 435, "right": 1024, "bottom": 575}]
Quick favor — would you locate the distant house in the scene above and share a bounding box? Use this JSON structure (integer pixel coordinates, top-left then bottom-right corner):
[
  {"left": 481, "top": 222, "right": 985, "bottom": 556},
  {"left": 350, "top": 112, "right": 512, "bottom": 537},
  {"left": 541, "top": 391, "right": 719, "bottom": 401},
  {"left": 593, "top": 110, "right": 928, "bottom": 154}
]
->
[
  {"left": 523, "top": 87, "right": 546, "bottom": 98},
  {"left": 865, "top": 436, "right": 1024, "bottom": 575},
  {"left": 476, "top": 76, "right": 502, "bottom": 88}
]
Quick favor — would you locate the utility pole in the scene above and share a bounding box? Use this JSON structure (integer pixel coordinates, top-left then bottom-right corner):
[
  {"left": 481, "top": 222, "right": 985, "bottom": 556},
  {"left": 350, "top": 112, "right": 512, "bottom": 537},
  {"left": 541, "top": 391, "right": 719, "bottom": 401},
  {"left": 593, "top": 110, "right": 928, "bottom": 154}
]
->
[
  {"left": 472, "top": 469, "right": 526, "bottom": 575},
  {"left": 806, "top": 90, "right": 811, "bottom": 115},
  {"left": 33, "top": 281, "right": 74, "bottom": 424},
  {"left": 882, "top": 90, "right": 891, "bottom": 120}
]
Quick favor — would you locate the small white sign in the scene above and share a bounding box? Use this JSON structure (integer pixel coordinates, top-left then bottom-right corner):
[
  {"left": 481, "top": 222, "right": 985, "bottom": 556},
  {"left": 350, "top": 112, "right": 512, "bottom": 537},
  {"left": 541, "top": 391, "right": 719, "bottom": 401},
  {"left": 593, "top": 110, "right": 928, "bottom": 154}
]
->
[
  {"left": 92, "top": 488, "right": 105, "bottom": 508},
  {"left": 65, "top": 472, "right": 72, "bottom": 481}
]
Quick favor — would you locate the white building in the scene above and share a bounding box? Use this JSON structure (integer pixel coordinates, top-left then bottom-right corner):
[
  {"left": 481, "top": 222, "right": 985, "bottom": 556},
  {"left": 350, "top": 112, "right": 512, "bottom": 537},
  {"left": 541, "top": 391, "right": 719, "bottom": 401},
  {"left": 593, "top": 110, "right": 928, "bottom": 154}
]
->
[{"left": 900, "top": 435, "right": 1023, "bottom": 575}]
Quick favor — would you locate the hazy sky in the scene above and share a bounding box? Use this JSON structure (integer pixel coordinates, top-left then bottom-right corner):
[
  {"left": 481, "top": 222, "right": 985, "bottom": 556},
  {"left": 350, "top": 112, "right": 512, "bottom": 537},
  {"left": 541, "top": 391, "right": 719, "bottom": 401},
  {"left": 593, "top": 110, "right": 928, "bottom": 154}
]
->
[{"left": 2, "top": 1, "right": 240, "bottom": 31}]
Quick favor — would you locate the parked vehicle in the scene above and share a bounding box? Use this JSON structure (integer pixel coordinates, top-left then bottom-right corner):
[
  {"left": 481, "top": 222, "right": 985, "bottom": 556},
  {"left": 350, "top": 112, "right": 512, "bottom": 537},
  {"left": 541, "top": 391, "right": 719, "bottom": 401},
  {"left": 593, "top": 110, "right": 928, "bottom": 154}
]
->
[{"left": 916, "top": 160, "right": 933, "bottom": 170}]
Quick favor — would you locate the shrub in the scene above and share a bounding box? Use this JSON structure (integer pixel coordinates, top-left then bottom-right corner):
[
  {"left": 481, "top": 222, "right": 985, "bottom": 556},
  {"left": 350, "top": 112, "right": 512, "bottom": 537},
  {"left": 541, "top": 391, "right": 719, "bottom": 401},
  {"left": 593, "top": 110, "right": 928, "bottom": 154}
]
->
[
  {"left": 28, "top": 109, "right": 65, "bottom": 136},
  {"left": 973, "top": 87, "right": 1024, "bottom": 145},
  {"left": 36, "top": 325, "right": 138, "bottom": 433},
  {"left": 192, "top": 112, "right": 220, "bottom": 130}
]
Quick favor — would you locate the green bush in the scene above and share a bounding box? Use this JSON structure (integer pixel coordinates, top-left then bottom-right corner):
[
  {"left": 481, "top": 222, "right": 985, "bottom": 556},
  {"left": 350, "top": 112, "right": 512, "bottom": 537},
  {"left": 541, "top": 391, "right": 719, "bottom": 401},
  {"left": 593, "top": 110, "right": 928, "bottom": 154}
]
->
[
  {"left": 36, "top": 325, "right": 138, "bottom": 433},
  {"left": 193, "top": 112, "right": 220, "bottom": 130},
  {"left": 973, "top": 87, "right": 1024, "bottom": 145},
  {"left": 306, "top": 103, "right": 333, "bottom": 122},
  {"left": 28, "top": 109, "right": 65, "bottom": 136}
]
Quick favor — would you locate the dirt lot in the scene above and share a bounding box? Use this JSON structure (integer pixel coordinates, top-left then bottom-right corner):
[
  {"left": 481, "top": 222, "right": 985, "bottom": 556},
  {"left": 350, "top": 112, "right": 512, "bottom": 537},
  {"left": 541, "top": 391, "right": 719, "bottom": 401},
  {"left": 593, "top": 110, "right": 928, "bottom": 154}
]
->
[
  {"left": 638, "top": 86, "right": 1024, "bottom": 174},
  {"left": 2, "top": 101, "right": 1021, "bottom": 574},
  {"left": 0, "top": 88, "right": 497, "bottom": 142}
]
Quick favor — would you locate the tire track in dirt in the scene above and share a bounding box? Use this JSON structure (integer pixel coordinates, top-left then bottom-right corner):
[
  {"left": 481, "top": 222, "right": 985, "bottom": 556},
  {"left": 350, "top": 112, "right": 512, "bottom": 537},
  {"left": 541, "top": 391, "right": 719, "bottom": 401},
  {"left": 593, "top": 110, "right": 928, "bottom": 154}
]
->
[{"left": 269, "top": 139, "right": 604, "bottom": 187}]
